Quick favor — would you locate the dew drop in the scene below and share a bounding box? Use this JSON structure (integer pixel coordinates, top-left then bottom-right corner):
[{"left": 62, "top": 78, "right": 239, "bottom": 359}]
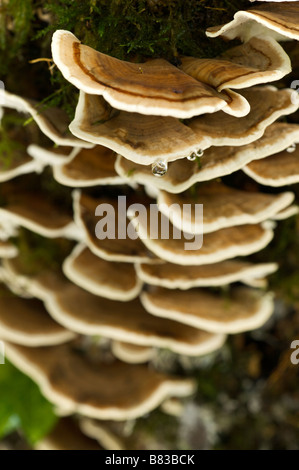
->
[
  {"left": 195, "top": 149, "right": 204, "bottom": 158},
  {"left": 187, "top": 149, "right": 204, "bottom": 161},
  {"left": 187, "top": 153, "right": 196, "bottom": 161},
  {"left": 286, "top": 143, "right": 296, "bottom": 153},
  {"left": 152, "top": 160, "right": 168, "bottom": 177}
]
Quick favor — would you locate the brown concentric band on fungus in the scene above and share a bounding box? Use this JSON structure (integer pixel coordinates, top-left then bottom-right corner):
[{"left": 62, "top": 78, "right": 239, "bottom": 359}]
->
[{"left": 53, "top": 145, "right": 125, "bottom": 187}]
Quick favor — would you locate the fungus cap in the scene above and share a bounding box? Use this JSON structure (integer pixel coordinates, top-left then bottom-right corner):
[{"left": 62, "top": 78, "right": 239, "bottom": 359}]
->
[
  {"left": 243, "top": 144, "right": 299, "bottom": 186},
  {"left": 141, "top": 287, "right": 274, "bottom": 334},
  {"left": 5, "top": 342, "right": 195, "bottom": 420},
  {"left": 157, "top": 183, "right": 294, "bottom": 234},
  {"left": 135, "top": 260, "right": 278, "bottom": 290},
  {"left": 206, "top": 2, "right": 299, "bottom": 42},
  {"left": 115, "top": 122, "right": 299, "bottom": 193},
  {"left": 179, "top": 36, "right": 291, "bottom": 92},
  {"left": 63, "top": 243, "right": 142, "bottom": 301}
]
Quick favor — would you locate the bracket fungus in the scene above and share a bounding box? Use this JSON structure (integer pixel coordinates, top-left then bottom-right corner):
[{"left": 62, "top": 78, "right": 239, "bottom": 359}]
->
[
  {"left": 1, "top": 90, "right": 92, "bottom": 149},
  {"left": 115, "top": 122, "right": 299, "bottom": 192},
  {"left": 62, "top": 243, "right": 143, "bottom": 301},
  {"left": 0, "top": 284, "right": 75, "bottom": 346},
  {"left": 53, "top": 146, "right": 124, "bottom": 187},
  {"left": 141, "top": 287, "right": 274, "bottom": 334},
  {"left": 243, "top": 144, "right": 299, "bottom": 186},
  {"left": 68, "top": 86, "right": 297, "bottom": 166},
  {"left": 179, "top": 36, "right": 291, "bottom": 91},
  {"left": 51, "top": 30, "right": 231, "bottom": 119},
  {"left": 127, "top": 208, "right": 274, "bottom": 266},
  {"left": 73, "top": 191, "right": 156, "bottom": 263},
  {"left": 78, "top": 417, "right": 125, "bottom": 451},
  {"left": 135, "top": 260, "right": 278, "bottom": 290},
  {"left": 1, "top": 1, "right": 299, "bottom": 447},
  {"left": 157, "top": 183, "right": 294, "bottom": 234},
  {"left": 4, "top": 342, "right": 195, "bottom": 421},
  {"left": 41, "top": 282, "right": 227, "bottom": 358},
  {"left": 0, "top": 186, "right": 79, "bottom": 239},
  {"left": 206, "top": 2, "right": 299, "bottom": 42},
  {"left": 1, "top": 252, "right": 225, "bottom": 358},
  {"left": 111, "top": 340, "right": 155, "bottom": 365}
]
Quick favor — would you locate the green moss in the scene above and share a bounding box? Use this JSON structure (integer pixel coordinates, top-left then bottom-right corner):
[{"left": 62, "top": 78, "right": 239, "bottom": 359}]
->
[
  {"left": 0, "top": 360, "right": 57, "bottom": 445},
  {"left": 40, "top": 0, "right": 248, "bottom": 61},
  {"left": 0, "top": 0, "right": 34, "bottom": 75}
]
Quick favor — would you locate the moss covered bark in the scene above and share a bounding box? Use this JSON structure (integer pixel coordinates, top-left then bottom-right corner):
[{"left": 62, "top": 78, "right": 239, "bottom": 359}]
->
[{"left": 0, "top": 0, "right": 249, "bottom": 116}]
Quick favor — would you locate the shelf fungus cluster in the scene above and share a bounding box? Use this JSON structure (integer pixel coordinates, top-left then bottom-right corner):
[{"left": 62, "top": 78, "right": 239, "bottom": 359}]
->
[{"left": 0, "top": 2, "right": 299, "bottom": 450}]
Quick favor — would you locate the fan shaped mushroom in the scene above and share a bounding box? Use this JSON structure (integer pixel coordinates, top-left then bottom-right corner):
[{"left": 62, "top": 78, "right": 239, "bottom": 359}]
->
[
  {"left": 115, "top": 122, "right": 299, "bottom": 192},
  {"left": 135, "top": 260, "right": 278, "bottom": 290},
  {"left": 1, "top": 4, "right": 299, "bottom": 443},
  {"left": 141, "top": 286, "right": 274, "bottom": 334},
  {"left": 127, "top": 206, "right": 274, "bottom": 266},
  {"left": 53, "top": 145, "right": 124, "bottom": 187},
  {"left": 179, "top": 36, "right": 291, "bottom": 91},
  {"left": 0, "top": 186, "right": 80, "bottom": 239},
  {"left": 36, "top": 418, "right": 103, "bottom": 450},
  {"left": 1, "top": 252, "right": 226, "bottom": 358},
  {"left": 43, "top": 282, "right": 226, "bottom": 357},
  {"left": 157, "top": 183, "right": 294, "bottom": 234},
  {"left": 51, "top": 30, "right": 232, "bottom": 119},
  {"left": 73, "top": 191, "right": 156, "bottom": 263},
  {"left": 0, "top": 89, "right": 92, "bottom": 148},
  {"left": 206, "top": 2, "right": 299, "bottom": 42},
  {"left": 0, "top": 284, "right": 75, "bottom": 346},
  {"left": 63, "top": 243, "right": 142, "bottom": 301},
  {"left": 243, "top": 144, "right": 299, "bottom": 186},
  {"left": 4, "top": 342, "right": 195, "bottom": 420},
  {"left": 69, "top": 86, "right": 297, "bottom": 166}
]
